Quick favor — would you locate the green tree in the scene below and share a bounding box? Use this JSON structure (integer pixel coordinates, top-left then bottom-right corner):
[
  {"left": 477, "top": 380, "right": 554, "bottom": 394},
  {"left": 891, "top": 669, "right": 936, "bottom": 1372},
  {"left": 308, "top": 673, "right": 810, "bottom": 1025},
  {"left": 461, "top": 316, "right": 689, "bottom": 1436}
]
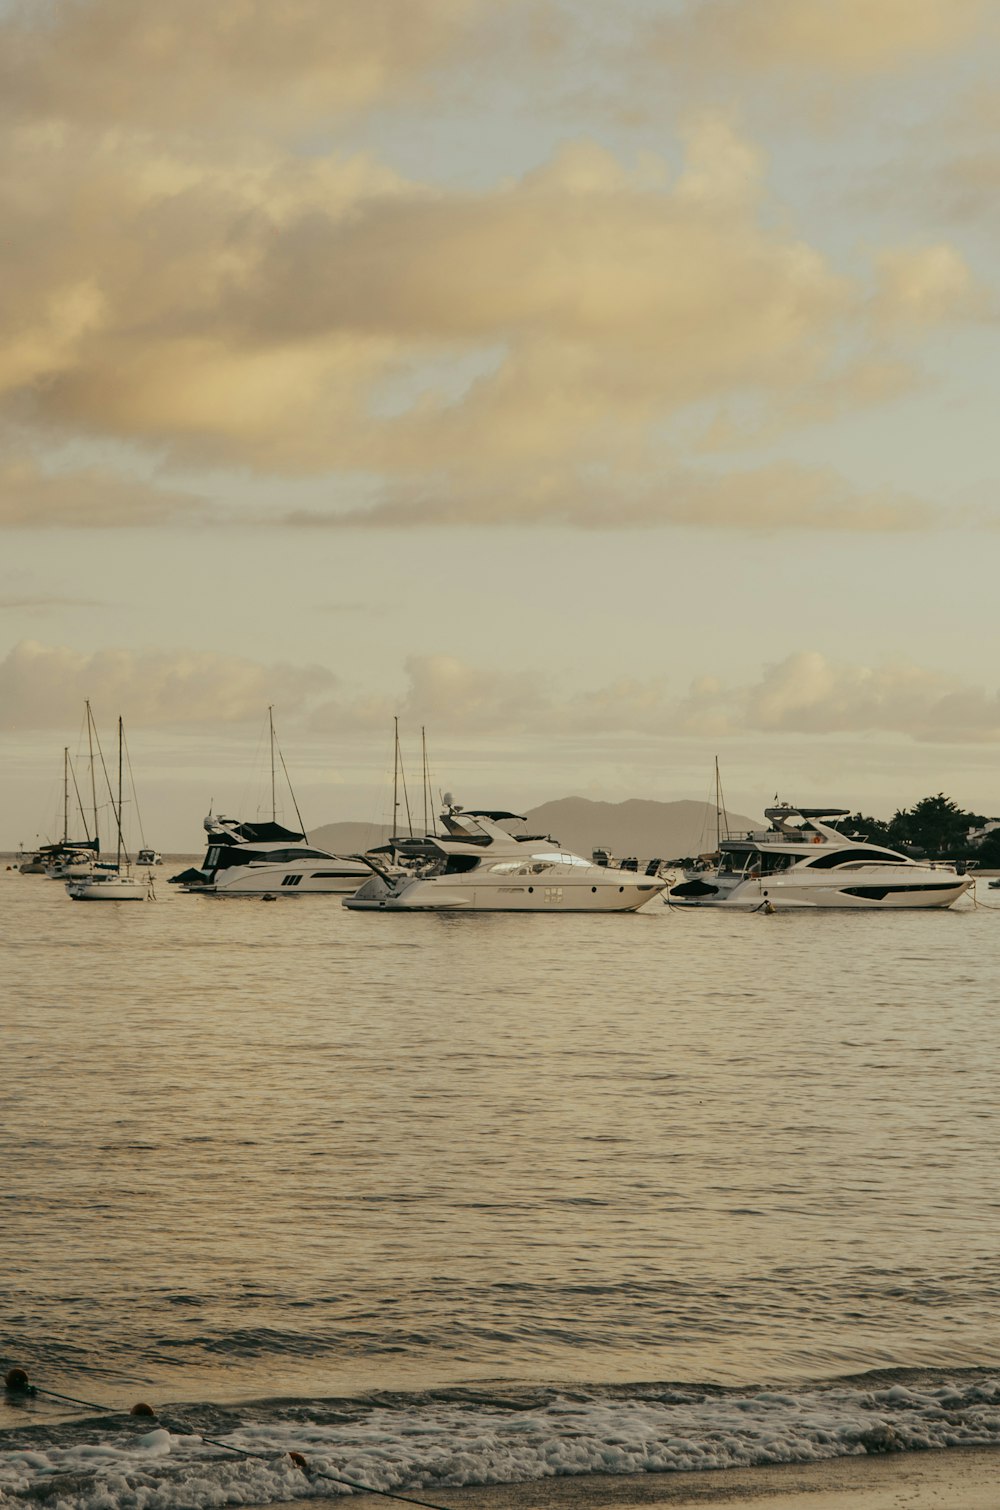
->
[{"left": 889, "top": 794, "right": 980, "bottom": 857}]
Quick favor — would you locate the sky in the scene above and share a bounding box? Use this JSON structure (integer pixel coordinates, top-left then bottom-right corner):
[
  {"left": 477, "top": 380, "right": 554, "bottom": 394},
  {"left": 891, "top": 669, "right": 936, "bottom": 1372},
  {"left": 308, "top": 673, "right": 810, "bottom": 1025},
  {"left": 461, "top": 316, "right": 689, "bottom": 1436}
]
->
[{"left": 4, "top": 0, "right": 1000, "bottom": 849}]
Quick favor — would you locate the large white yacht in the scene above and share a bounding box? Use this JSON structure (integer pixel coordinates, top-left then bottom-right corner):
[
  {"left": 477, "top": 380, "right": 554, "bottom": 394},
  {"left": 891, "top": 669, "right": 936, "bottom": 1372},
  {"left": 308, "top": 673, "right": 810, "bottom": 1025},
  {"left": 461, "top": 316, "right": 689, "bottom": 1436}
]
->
[
  {"left": 344, "top": 800, "right": 667, "bottom": 912},
  {"left": 170, "top": 814, "right": 372, "bottom": 895},
  {"left": 665, "top": 803, "right": 974, "bottom": 909}
]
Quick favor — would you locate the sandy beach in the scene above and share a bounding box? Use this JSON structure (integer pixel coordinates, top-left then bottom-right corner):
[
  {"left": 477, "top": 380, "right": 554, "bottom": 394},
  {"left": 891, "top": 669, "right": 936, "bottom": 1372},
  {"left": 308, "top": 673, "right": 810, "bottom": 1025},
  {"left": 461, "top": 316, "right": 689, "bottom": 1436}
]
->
[{"left": 270, "top": 1445, "right": 1000, "bottom": 1510}]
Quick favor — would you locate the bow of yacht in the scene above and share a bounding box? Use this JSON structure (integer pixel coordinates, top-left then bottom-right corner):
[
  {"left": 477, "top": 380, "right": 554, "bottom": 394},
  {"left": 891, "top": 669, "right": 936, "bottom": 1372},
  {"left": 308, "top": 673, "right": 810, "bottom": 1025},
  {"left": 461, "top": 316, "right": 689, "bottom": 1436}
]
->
[
  {"left": 345, "top": 801, "right": 667, "bottom": 912},
  {"left": 666, "top": 803, "right": 974, "bottom": 909}
]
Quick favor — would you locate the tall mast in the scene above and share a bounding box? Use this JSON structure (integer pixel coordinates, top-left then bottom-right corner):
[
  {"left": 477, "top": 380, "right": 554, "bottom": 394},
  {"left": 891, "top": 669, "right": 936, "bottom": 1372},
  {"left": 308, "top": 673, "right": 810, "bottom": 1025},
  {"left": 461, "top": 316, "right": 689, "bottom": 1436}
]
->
[
  {"left": 63, "top": 747, "right": 69, "bottom": 844},
  {"left": 393, "top": 715, "right": 400, "bottom": 840},
  {"left": 117, "top": 716, "right": 124, "bottom": 870},
  {"left": 715, "top": 755, "right": 721, "bottom": 854},
  {"left": 421, "top": 726, "right": 429, "bottom": 836},
  {"left": 714, "top": 756, "right": 730, "bottom": 848},
  {"left": 86, "top": 700, "right": 98, "bottom": 852},
  {"left": 269, "top": 705, "right": 277, "bottom": 823}
]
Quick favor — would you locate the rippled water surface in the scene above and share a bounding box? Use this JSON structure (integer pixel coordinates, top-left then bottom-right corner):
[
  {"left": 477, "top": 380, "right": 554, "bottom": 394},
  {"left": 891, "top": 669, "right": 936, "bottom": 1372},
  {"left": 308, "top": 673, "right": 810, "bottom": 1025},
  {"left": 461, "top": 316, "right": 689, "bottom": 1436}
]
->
[{"left": 3, "top": 866, "right": 1000, "bottom": 1502}]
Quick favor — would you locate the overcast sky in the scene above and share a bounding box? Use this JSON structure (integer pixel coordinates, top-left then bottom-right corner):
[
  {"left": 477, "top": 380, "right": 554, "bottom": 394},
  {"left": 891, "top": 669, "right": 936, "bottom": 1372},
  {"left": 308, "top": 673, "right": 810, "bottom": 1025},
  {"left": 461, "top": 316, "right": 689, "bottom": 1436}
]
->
[{"left": 4, "top": 0, "right": 1000, "bottom": 849}]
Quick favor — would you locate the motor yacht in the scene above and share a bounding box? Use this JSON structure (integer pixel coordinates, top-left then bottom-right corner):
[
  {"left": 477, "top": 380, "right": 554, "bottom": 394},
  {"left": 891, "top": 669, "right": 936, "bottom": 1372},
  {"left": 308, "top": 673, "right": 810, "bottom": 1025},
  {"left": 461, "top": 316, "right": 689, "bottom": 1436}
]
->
[
  {"left": 344, "top": 799, "right": 668, "bottom": 912},
  {"left": 170, "top": 814, "right": 371, "bottom": 895},
  {"left": 665, "top": 803, "right": 974, "bottom": 909}
]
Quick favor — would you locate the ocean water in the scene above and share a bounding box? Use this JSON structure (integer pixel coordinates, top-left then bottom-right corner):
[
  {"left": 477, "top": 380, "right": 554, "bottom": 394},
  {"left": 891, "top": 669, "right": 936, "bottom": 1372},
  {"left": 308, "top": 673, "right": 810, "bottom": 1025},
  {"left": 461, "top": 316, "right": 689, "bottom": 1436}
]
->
[{"left": 3, "top": 864, "right": 1000, "bottom": 1506}]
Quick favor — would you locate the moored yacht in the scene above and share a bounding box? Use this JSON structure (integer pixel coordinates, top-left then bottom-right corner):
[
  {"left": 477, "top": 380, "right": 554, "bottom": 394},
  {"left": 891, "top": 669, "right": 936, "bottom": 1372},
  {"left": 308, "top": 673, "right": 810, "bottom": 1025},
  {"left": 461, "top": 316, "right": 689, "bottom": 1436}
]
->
[
  {"left": 345, "top": 799, "right": 668, "bottom": 912},
  {"left": 666, "top": 803, "right": 974, "bottom": 909},
  {"left": 170, "top": 814, "right": 371, "bottom": 895}
]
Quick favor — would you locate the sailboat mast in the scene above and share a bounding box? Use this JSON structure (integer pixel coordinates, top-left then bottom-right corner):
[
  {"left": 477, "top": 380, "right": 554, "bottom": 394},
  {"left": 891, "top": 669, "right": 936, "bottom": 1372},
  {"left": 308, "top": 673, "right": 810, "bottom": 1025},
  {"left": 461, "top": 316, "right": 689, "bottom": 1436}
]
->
[
  {"left": 117, "top": 716, "right": 124, "bottom": 870},
  {"left": 393, "top": 715, "right": 400, "bottom": 840},
  {"left": 63, "top": 747, "right": 69, "bottom": 844},
  {"left": 269, "top": 705, "right": 277, "bottom": 823},
  {"left": 421, "top": 726, "right": 428, "bottom": 836},
  {"left": 715, "top": 755, "right": 721, "bottom": 854},
  {"left": 86, "top": 700, "right": 98, "bottom": 852}
]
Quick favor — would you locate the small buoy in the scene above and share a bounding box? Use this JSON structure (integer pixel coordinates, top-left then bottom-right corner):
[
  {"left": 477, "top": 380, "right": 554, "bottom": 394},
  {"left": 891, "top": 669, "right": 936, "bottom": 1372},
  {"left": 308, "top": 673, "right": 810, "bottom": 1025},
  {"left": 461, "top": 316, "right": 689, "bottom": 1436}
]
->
[
  {"left": 289, "top": 1451, "right": 308, "bottom": 1470},
  {"left": 4, "top": 1368, "right": 32, "bottom": 1393},
  {"left": 130, "top": 1402, "right": 156, "bottom": 1417}
]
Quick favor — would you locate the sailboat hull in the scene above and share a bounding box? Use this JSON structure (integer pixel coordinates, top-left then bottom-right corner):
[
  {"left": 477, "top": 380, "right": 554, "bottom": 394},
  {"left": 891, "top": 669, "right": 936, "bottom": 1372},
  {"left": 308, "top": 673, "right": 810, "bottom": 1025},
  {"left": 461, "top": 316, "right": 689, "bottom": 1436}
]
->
[{"left": 66, "top": 876, "right": 149, "bottom": 900}]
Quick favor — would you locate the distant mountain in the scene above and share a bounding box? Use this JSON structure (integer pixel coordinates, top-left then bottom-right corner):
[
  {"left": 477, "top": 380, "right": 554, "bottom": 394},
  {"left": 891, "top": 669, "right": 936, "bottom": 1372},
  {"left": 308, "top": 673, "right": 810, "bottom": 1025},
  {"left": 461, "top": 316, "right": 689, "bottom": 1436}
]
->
[
  {"left": 522, "top": 797, "right": 760, "bottom": 863},
  {"left": 312, "top": 797, "right": 760, "bottom": 864}
]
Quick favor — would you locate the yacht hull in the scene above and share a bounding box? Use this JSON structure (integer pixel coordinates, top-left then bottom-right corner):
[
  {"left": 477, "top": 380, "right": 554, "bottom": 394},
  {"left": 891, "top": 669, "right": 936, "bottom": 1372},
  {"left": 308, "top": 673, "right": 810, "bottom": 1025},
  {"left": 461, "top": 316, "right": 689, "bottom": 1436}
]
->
[
  {"left": 67, "top": 877, "right": 149, "bottom": 900},
  {"left": 667, "top": 874, "right": 973, "bottom": 909},
  {"left": 344, "top": 875, "right": 664, "bottom": 912},
  {"left": 182, "top": 862, "right": 370, "bottom": 895}
]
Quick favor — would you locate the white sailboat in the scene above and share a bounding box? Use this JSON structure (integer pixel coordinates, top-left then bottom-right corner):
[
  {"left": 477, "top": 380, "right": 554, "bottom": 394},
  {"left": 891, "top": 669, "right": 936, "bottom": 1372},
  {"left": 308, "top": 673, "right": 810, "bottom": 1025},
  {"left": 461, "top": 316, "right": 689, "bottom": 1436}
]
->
[{"left": 66, "top": 717, "right": 150, "bottom": 901}]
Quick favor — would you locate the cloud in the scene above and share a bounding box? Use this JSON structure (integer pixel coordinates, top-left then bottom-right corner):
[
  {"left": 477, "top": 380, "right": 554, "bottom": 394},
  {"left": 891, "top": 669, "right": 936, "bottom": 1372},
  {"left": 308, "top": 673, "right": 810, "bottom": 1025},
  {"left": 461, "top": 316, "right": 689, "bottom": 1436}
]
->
[
  {"left": 720, "top": 652, "right": 1000, "bottom": 743},
  {"left": 0, "top": 640, "right": 335, "bottom": 730},
  {"left": 648, "top": 0, "right": 987, "bottom": 79},
  {"left": 0, "top": 0, "right": 487, "bottom": 130},
  {"left": 9, "top": 640, "right": 1000, "bottom": 746},
  {"left": 0, "top": 455, "right": 210, "bottom": 527},
  {"left": 310, "top": 650, "right": 1000, "bottom": 745},
  {"left": 285, "top": 460, "right": 937, "bottom": 532},
  {"left": 0, "top": 10, "right": 990, "bottom": 533},
  {"left": 871, "top": 244, "right": 990, "bottom": 330}
]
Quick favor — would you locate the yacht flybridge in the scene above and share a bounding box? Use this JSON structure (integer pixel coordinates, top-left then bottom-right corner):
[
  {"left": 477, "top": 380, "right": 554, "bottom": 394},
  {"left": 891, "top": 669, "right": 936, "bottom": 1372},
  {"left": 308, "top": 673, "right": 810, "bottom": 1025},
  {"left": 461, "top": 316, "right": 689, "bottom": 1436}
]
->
[
  {"left": 666, "top": 803, "right": 974, "bottom": 910},
  {"left": 344, "top": 799, "right": 668, "bottom": 912},
  {"left": 170, "top": 813, "right": 372, "bottom": 895}
]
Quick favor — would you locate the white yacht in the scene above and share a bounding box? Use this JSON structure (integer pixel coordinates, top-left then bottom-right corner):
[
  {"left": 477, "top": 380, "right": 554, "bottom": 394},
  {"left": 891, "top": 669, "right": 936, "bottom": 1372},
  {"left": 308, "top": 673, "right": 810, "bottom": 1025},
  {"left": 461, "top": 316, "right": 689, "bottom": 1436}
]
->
[
  {"left": 344, "top": 799, "right": 668, "bottom": 912},
  {"left": 665, "top": 803, "right": 974, "bottom": 909},
  {"left": 170, "top": 814, "right": 371, "bottom": 895}
]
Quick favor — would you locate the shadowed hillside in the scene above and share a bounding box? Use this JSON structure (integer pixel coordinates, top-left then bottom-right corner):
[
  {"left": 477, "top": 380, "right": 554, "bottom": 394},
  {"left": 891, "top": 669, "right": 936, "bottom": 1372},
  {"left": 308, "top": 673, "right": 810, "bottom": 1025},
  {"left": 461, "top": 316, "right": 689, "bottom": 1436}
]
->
[
  {"left": 523, "top": 798, "right": 760, "bottom": 863},
  {"left": 312, "top": 797, "right": 760, "bottom": 863}
]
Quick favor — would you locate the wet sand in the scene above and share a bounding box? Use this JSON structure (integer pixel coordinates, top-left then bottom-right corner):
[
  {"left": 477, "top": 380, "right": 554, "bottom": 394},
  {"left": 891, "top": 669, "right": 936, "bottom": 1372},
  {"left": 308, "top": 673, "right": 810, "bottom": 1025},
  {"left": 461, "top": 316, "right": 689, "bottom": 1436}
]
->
[{"left": 271, "top": 1444, "right": 1000, "bottom": 1510}]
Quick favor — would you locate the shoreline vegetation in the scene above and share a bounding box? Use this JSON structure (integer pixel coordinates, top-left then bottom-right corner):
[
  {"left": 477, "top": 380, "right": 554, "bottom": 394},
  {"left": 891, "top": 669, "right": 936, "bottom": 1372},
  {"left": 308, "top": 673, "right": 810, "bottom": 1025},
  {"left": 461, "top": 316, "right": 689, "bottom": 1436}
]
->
[{"left": 270, "top": 1444, "right": 1000, "bottom": 1510}]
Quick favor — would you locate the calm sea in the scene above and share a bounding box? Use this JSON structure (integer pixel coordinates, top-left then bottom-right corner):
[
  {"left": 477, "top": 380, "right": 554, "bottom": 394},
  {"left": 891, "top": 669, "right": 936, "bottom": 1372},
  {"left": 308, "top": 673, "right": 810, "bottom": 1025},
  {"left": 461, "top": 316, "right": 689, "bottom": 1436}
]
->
[{"left": 3, "top": 865, "right": 1000, "bottom": 1506}]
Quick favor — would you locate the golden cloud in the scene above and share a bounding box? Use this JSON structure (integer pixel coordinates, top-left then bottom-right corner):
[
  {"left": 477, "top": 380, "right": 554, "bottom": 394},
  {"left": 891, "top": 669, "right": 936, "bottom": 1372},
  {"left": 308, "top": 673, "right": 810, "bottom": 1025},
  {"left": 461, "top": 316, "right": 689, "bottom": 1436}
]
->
[
  {"left": 0, "top": 0, "right": 486, "bottom": 129},
  {"left": 0, "top": 5, "right": 989, "bottom": 533},
  {"left": 649, "top": 0, "right": 986, "bottom": 77}
]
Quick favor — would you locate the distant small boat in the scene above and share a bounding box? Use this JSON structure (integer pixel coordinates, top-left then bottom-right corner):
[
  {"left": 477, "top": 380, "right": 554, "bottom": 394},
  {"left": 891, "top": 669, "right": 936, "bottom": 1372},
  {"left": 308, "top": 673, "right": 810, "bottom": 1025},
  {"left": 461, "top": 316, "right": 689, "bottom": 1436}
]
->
[{"left": 135, "top": 847, "right": 162, "bottom": 865}]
